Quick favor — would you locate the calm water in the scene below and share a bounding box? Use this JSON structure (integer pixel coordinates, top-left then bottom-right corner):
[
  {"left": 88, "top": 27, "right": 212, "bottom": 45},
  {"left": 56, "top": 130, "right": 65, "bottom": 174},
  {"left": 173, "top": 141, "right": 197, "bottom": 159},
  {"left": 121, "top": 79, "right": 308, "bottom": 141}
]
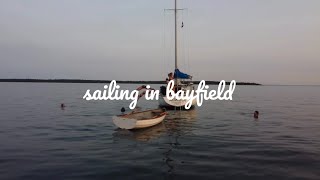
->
[{"left": 0, "top": 82, "right": 319, "bottom": 180}]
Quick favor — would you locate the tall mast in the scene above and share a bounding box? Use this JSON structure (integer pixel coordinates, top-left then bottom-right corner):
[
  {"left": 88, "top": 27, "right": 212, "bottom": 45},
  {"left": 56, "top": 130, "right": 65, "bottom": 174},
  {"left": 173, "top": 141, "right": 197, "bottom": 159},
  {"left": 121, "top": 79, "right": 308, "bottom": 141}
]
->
[{"left": 174, "top": 0, "right": 178, "bottom": 70}]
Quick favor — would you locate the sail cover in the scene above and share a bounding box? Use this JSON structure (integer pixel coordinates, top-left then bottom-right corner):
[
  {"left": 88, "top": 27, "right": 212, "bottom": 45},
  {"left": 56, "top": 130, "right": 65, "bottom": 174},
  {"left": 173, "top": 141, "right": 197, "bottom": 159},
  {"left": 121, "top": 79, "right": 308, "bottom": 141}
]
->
[{"left": 174, "top": 69, "right": 192, "bottom": 79}]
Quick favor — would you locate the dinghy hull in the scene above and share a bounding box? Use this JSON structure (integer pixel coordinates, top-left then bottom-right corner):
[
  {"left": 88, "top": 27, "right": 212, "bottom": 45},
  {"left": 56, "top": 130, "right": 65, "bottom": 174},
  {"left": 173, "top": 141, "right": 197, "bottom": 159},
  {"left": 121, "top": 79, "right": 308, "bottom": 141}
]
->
[{"left": 113, "top": 109, "right": 167, "bottom": 130}]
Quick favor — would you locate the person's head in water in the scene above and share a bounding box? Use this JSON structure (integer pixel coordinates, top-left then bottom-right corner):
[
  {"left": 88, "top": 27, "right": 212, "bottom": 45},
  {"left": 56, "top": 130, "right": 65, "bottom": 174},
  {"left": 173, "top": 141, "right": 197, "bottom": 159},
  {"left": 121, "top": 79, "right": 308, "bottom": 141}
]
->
[
  {"left": 60, "top": 103, "right": 65, "bottom": 110},
  {"left": 254, "top": 111, "right": 259, "bottom": 119}
]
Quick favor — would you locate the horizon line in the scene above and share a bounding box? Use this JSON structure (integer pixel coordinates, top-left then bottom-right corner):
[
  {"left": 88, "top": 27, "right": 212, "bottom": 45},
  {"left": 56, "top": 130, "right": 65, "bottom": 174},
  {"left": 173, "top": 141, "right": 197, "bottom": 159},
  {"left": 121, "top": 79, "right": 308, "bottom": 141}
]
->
[{"left": 0, "top": 78, "right": 262, "bottom": 85}]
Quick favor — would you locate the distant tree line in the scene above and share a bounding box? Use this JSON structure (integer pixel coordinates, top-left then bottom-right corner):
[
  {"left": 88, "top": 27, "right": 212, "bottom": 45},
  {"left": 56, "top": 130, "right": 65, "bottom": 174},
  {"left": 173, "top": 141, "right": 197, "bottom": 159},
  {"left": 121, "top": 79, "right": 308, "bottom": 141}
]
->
[{"left": 0, "top": 79, "right": 261, "bottom": 85}]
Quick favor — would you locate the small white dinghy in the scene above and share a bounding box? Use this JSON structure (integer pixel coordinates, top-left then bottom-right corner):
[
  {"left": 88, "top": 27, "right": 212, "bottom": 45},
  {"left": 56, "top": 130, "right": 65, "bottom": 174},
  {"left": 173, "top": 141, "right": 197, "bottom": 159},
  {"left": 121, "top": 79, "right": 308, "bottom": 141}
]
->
[{"left": 113, "top": 109, "right": 167, "bottom": 130}]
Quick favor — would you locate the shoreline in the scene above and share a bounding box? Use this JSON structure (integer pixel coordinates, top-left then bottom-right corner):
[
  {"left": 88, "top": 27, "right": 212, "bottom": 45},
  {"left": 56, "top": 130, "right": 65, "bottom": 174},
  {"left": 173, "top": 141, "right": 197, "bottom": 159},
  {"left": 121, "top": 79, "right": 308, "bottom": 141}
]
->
[{"left": 0, "top": 79, "right": 261, "bottom": 85}]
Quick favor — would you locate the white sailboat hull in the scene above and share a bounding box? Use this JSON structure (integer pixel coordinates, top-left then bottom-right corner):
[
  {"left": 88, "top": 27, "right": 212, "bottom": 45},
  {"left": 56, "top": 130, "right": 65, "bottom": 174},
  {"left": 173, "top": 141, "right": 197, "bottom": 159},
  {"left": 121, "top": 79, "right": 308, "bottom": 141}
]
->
[{"left": 159, "top": 95, "right": 196, "bottom": 109}]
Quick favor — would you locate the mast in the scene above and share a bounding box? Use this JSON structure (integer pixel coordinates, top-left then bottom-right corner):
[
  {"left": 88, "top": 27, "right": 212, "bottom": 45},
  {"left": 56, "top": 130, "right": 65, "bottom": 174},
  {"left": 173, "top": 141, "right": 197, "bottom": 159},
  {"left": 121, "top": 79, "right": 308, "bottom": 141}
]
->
[{"left": 174, "top": 0, "right": 178, "bottom": 71}]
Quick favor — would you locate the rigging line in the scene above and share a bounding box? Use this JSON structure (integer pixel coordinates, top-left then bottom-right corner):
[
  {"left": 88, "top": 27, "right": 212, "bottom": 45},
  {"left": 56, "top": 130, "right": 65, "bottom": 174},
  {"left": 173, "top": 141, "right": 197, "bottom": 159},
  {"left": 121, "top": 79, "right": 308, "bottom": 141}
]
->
[
  {"left": 182, "top": 0, "right": 186, "bottom": 73},
  {"left": 186, "top": 8, "right": 191, "bottom": 76},
  {"left": 181, "top": 9, "right": 183, "bottom": 71},
  {"left": 182, "top": 0, "right": 190, "bottom": 75},
  {"left": 183, "top": 0, "right": 190, "bottom": 75},
  {"left": 182, "top": 10, "right": 187, "bottom": 73},
  {"left": 187, "top": 18, "right": 189, "bottom": 74},
  {"left": 164, "top": 10, "right": 171, "bottom": 74},
  {"left": 167, "top": 11, "right": 172, "bottom": 72},
  {"left": 180, "top": 9, "right": 187, "bottom": 74},
  {"left": 170, "top": 11, "right": 174, "bottom": 72},
  {"left": 185, "top": 11, "right": 189, "bottom": 74},
  {"left": 181, "top": 0, "right": 186, "bottom": 74},
  {"left": 163, "top": 9, "right": 166, "bottom": 76}
]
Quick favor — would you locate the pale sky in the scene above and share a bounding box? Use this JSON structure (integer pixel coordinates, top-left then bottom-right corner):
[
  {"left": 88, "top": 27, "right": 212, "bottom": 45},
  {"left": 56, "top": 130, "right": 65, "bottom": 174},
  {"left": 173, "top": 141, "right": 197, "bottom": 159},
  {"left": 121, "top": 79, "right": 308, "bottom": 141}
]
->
[{"left": 0, "top": 0, "right": 319, "bottom": 85}]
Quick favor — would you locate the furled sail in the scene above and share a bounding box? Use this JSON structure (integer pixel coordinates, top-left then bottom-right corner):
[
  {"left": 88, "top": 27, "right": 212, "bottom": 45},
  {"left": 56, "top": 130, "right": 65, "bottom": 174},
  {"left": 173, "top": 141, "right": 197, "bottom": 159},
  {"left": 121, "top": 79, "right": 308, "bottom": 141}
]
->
[{"left": 174, "top": 69, "right": 192, "bottom": 79}]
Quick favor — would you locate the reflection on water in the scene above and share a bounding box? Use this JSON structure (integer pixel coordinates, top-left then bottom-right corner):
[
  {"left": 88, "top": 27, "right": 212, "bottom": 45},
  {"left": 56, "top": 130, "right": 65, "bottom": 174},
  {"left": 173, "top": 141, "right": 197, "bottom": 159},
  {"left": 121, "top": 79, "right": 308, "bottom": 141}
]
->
[
  {"left": 112, "top": 109, "right": 198, "bottom": 176},
  {"left": 1, "top": 83, "right": 320, "bottom": 179},
  {"left": 163, "top": 109, "right": 197, "bottom": 175},
  {"left": 113, "top": 109, "right": 197, "bottom": 142},
  {"left": 113, "top": 123, "right": 166, "bottom": 142},
  {"left": 165, "top": 109, "right": 197, "bottom": 132},
  {"left": 166, "top": 109, "right": 197, "bottom": 120}
]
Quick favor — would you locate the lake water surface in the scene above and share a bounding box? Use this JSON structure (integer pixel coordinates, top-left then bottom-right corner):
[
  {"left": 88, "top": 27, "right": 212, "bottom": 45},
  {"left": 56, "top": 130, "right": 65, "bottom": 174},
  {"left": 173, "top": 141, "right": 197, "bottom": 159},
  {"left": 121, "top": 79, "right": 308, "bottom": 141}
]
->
[{"left": 0, "top": 83, "right": 319, "bottom": 180}]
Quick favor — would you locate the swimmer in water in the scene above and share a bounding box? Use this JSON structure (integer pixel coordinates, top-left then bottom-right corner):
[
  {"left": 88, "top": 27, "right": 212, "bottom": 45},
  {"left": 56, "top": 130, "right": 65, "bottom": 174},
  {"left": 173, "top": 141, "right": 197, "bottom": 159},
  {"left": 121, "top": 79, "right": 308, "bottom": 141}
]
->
[{"left": 254, "top": 111, "right": 259, "bottom": 119}]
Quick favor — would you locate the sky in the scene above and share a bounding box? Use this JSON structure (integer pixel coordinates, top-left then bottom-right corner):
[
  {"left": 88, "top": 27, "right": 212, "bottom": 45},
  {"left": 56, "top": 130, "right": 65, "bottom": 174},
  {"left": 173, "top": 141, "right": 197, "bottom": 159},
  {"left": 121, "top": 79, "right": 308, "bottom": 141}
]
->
[{"left": 0, "top": 0, "right": 319, "bottom": 85}]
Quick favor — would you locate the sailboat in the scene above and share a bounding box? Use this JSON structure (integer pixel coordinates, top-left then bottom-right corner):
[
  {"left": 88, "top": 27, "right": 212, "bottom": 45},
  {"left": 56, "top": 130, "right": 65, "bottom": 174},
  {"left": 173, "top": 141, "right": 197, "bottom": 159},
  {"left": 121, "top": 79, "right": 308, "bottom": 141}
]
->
[{"left": 159, "top": 0, "right": 197, "bottom": 110}]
